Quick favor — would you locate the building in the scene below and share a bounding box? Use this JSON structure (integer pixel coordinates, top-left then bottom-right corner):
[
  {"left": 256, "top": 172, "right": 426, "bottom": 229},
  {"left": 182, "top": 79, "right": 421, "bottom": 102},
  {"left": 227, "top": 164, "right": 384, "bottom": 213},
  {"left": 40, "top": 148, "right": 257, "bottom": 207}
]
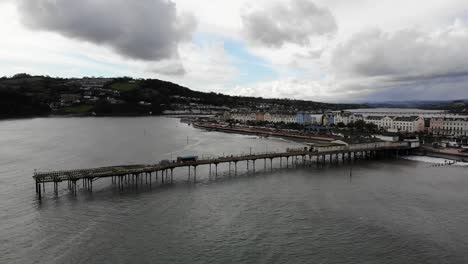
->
[
  {"left": 255, "top": 112, "right": 265, "bottom": 122},
  {"left": 223, "top": 111, "right": 231, "bottom": 120},
  {"left": 427, "top": 117, "right": 468, "bottom": 136},
  {"left": 364, "top": 116, "right": 394, "bottom": 130},
  {"left": 363, "top": 115, "right": 425, "bottom": 133},
  {"left": 60, "top": 94, "right": 81, "bottom": 106},
  {"left": 429, "top": 117, "right": 444, "bottom": 134},
  {"left": 334, "top": 112, "right": 363, "bottom": 125},
  {"left": 344, "top": 108, "right": 448, "bottom": 118},
  {"left": 310, "top": 114, "right": 324, "bottom": 125},
  {"left": 296, "top": 112, "right": 312, "bottom": 124},
  {"left": 231, "top": 112, "right": 256, "bottom": 123},
  {"left": 364, "top": 116, "right": 384, "bottom": 128},
  {"left": 270, "top": 113, "right": 296, "bottom": 123},
  {"left": 442, "top": 118, "right": 468, "bottom": 136},
  {"left": 326, "top": 114, "right": 335, "bottom": 125},
  {"left": 392, "top": 116, "right": 425, "bottom": 133}
]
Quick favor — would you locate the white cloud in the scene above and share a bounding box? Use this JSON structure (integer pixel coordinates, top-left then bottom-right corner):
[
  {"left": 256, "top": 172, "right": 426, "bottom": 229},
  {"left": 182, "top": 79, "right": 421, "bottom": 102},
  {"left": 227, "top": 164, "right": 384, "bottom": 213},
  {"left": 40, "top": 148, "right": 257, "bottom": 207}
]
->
[
  {"left": 332, "top": 20, "right": 468, "bottom": 79},
  {"left": 2, "top": 0, "right": 468, "bottom": 101},
  {"left": 241, "top": 0, "right": 336, "bottom": 48}
]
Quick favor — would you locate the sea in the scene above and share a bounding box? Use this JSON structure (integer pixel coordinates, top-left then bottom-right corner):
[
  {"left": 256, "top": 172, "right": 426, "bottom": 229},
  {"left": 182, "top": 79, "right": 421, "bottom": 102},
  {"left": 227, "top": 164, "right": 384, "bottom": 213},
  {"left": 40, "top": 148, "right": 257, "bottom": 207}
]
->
[{"left": 1, "top": 117, "right": 467, "bottom": 264}]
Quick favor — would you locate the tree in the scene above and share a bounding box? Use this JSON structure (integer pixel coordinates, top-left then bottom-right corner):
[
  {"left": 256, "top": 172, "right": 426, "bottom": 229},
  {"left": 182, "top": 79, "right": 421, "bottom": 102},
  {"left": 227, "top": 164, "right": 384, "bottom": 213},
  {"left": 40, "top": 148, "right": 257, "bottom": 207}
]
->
[{"left": 365, "top": 123, "right": 378, "bottom": 133}]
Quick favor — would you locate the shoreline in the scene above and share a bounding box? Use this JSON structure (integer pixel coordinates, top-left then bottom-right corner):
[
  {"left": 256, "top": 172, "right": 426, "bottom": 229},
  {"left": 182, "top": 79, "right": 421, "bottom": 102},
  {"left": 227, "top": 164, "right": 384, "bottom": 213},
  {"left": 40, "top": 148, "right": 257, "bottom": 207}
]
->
[
  {"left": 192, "top": 122, "right": 335, "bottom": 143},
  {"left": 0, "top": 113, "right": 220, "bottom": 121}
]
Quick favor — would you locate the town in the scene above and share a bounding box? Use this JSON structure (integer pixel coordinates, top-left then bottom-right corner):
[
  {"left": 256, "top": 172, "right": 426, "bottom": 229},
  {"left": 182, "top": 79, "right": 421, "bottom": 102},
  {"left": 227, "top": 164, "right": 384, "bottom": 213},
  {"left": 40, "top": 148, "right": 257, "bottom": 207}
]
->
[{"left": 199, "top": 108, "right": 468, "bottom": 159}]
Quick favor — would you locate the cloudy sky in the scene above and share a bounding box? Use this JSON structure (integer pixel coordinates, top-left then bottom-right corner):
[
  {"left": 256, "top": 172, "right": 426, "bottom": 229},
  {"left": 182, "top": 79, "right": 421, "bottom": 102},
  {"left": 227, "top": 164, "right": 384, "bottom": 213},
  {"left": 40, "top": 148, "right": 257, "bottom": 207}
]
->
[{"left": 1, "top": 0, "right": 468, "bottom": 102}]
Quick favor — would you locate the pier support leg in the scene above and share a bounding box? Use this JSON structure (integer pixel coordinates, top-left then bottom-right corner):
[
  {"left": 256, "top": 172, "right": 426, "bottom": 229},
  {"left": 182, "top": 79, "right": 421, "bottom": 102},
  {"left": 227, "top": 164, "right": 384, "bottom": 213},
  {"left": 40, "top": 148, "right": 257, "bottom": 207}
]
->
[
  {"left": 38, "top": 182, "right": 42, "bottom": 200},
  {"left": 234, "top": 162, "right": 237, "bottom": 176},
  {"left": 270, "top": 158, "right": 273, "bottom": 171},
  {"left": 215, "top": 164, "right": 218, "bottom": 178},
  {"left": 171, "top": 169, "right": 174, "bottom": 184},
  {"left": 193, "top": 166, "right": 197, "bottom": 183},
  {"left": 229, "top": 162, "right": 231, "bottom": 176},
  {"left": 253, "top": 160, "right": 256, "bottom": 173}
]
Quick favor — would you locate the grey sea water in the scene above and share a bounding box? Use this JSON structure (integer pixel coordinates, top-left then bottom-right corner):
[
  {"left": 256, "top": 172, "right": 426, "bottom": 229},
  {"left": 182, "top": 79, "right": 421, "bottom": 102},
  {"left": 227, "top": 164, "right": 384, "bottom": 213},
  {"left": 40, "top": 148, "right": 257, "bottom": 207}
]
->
[{"left": 1, "top": 117, "right": 468, "bottom": 264}]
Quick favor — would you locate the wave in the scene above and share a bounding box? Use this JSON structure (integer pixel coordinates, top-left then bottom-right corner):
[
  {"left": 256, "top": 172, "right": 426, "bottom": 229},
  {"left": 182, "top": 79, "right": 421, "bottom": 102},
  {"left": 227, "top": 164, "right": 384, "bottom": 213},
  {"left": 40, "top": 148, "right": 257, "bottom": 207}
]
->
[{"left": 402, "top": 155, "right": 468, "bottom": 166}]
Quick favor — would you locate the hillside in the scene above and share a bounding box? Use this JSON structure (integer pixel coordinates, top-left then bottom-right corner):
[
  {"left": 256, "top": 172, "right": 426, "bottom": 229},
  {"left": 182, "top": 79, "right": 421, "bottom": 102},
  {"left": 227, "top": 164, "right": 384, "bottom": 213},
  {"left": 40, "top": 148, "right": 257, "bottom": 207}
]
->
[
  {"left": 367, "top": 100, "right": 468, "bottom": 114},
  {"left": 0, "top": 74, "right": 360, "bottom": 118}
]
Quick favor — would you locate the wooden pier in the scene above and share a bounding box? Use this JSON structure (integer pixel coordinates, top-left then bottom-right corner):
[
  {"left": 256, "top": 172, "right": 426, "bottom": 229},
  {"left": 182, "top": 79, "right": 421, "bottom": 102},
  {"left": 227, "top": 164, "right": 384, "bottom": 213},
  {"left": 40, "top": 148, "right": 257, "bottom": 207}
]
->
[{"left": 33, "top": 141, "right": 416, "bottom": 200}]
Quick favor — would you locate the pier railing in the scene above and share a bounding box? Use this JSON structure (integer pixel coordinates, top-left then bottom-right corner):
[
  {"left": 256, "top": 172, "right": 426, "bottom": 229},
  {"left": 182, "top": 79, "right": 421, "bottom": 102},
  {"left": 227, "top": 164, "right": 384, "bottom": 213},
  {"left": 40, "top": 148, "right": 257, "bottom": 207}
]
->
[
  {"left": 33, "top": 141, "right": 413, "bottom": 183},
  {"left": 31, "top": 140, "right": 419, "bottom": 200}
]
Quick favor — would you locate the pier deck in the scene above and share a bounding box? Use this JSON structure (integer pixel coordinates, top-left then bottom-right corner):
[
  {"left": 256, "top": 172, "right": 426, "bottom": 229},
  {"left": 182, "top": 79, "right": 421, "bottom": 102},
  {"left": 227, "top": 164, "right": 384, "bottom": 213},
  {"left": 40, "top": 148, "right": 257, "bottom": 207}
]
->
[{"left": 33, "top": 141, "right": 415, "bottom": 199}]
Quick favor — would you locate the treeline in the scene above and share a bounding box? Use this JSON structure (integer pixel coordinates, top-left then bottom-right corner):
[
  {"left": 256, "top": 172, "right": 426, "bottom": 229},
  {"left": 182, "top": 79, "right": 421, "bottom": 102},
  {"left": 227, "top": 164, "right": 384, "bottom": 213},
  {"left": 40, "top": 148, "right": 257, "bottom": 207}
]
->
[
  {"left": 419, "top": 100, "right": 468, "bottom": 114},
  {"left": 0, "top": 89, "right": 50, "bottom": 118}
]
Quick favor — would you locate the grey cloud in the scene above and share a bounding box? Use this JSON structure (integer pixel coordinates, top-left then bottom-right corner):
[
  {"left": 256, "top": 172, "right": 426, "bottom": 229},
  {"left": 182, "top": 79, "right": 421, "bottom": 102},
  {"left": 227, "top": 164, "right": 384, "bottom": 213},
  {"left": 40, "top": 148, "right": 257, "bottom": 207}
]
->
[
  {"left": 364, "top": 75, "right": 468, "bottom": 101},
  {"left": 148, "top": 62, "right": 186, "bottom": 76},
  {"left": 332, "top": 26, "right": 468, "bottom": 79},
  {"left": 241, "top": 0, "right": 337, "bottom": 48},
  {"left": 17, "top": 0, "right": 196, "bottom": 61},
  {"left": 331, "top": 23, "right": 468, "bottom": 100}
]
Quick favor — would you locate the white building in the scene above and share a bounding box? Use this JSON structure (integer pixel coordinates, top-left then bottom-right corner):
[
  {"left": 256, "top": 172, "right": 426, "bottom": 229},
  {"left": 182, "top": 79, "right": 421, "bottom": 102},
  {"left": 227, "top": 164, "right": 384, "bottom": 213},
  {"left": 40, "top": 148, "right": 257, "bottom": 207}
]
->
[
  {"left": 345, "top": 108, "right": 448, "bottom": 118},
  {"left": 364, "top": 116, "right": 394, "bottom": 130},
  {"left": 231, "top": 112, "right": 256, "bottom": 122},
  {"left": 362, "top": 115, "right": 424, "bottom": 133},
  {"left": 270, "top": 113, "right": 296, "bottom": 123},
  {"left": 442, "top": 118, "right": 468, "bottom": 136},
  {"left": 334, "top": 112, "right": 363, "bottom": 125},
  {"left": 392, "top": 116, "right": 425, "bottom": 133}
]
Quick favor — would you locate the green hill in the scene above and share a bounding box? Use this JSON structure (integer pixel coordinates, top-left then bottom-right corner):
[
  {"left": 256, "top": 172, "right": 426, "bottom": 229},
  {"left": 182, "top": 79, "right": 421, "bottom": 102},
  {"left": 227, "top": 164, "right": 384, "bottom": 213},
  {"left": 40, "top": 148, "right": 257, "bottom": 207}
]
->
[{"left": 0, "top": 74, "right": 361, "bottom": 118}]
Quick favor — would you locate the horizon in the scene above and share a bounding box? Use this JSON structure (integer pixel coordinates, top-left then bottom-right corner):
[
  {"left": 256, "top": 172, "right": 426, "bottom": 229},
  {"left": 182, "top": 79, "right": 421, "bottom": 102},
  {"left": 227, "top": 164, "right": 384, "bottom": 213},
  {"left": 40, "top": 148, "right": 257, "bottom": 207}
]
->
[{"left": 2, "top": 0, "right": 468, "bottom": 102}]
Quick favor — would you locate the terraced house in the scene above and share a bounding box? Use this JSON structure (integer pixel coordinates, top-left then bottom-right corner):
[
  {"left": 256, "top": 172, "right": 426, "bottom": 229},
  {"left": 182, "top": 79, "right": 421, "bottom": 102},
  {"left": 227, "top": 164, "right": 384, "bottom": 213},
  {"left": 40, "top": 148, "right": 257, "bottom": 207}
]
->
[
  {"left": 392, "top": 116, "right": 425, "bottom": 133},
  {"left": 363, "top": 116, "right": 425, "bottom": 133},
  {"left": 442, "top": 118, "right": 468, "bottom": 136},
  {"left": 364, "top": 116, "right": 394, "bottom": 131}
]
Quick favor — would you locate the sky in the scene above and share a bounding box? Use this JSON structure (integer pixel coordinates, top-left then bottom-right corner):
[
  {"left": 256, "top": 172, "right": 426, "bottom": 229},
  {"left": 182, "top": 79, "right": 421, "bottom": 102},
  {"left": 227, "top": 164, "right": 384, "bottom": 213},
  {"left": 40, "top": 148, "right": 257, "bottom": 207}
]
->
[{"left": 1, "top": 0, "right": 468, "bottom": 102}]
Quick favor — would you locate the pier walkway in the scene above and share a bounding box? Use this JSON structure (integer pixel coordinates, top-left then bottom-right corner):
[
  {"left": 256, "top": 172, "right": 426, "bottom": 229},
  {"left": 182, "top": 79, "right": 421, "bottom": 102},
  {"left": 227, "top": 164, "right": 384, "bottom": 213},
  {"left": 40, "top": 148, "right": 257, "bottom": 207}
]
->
[{"left": 33, "top": 141, "right": 416, "bottom": 199}]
